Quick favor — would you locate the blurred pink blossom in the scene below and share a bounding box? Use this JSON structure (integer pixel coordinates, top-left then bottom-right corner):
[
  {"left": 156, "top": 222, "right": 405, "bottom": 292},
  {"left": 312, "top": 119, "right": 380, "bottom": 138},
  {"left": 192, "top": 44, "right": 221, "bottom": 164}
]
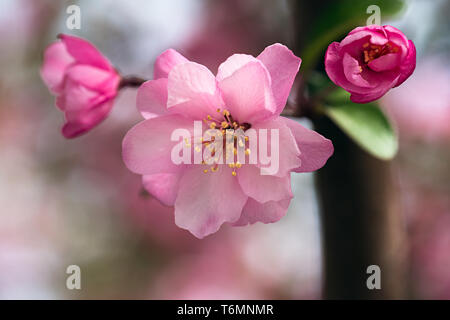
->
[
  {"left": 412, "top": 205, "right": 450, "bottom": 299},
  {"left": 381, "top": 57, "right": 450, "bottom": 142},
  {"left": 150, "top": 241, "right": 268, "bottom": 299},
  {"left": 181, "top": 0, "right": 284, "bottom": 72},
  {"left": 123, "top": 44, "right": 333, "bottom": 238},
  {"left": 325, "top": 25, "right": 416, "bottom": 103},
  {"left": 41, "top": 34, "right": 120, "bottom": 138}
]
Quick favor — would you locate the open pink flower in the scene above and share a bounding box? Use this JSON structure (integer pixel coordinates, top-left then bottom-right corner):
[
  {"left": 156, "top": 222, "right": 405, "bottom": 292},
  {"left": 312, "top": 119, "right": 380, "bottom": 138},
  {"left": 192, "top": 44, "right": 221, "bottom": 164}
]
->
[
  {"left": 123, "top": 44, "right": 333, "bottom": 238},
  {"left": 325, "top": 25, "right": 416, "bottom": 103},
  {"left": 41, "top": 34, "right": 120, "bottom": 138}
]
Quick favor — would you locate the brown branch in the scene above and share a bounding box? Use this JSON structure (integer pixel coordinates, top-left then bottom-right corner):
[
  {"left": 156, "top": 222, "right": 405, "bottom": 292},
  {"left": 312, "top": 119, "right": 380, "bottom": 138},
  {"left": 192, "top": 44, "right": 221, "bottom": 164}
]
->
[{"left": 119, "top": 76, "right": 147, "bottom": 89}]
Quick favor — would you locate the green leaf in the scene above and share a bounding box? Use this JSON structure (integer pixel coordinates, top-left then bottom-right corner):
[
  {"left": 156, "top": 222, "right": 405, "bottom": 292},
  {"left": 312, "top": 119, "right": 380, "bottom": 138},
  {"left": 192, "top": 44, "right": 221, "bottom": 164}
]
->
[
  {"left": 324, "top": 86, "right": 353, "bottom": 105},
  {"left": 324, "top": 97, "right": 398, "bottom": 160}
]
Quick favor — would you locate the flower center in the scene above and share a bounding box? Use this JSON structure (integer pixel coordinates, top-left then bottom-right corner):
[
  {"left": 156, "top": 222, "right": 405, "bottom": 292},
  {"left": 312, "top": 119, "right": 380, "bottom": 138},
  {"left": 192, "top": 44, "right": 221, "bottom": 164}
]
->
[
  {"left": 361, "top": 41, "right": 399, "bottom": 65},
  {"left": 199, "top": 108, "right": 252, "bottom": 176}
]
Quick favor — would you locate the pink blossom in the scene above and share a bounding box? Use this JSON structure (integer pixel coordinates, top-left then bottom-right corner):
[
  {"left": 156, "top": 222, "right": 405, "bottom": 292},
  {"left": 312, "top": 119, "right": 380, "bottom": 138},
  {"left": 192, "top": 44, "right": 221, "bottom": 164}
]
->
[
  {"left": 41, "top": 34, "right": 120, "bottom": 138},
  {"left": 123, "top": 44, "right": 333, "bottom": 238},
  {"left": 150, "top": 242, "right": 269, "bottom": 299},
  {"left": 325, "top": 25, "right": 416, "bottom": 103}
]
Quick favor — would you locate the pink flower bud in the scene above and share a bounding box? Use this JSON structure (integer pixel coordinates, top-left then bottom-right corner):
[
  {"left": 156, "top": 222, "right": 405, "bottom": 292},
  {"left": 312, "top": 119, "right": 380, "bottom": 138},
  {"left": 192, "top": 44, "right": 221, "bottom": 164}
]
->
[
  {"left": 40, "top": 34, "right": 120, "bottom": 138},
  {"left": 325, "top": 25, "right": 416, "bottom": 103}
]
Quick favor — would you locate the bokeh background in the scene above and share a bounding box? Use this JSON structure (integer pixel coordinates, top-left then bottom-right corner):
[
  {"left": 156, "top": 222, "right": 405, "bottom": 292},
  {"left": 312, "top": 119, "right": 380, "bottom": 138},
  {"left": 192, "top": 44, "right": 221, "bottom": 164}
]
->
[{"left": 0, "top": 0, "right": 448, "bottom": 299}]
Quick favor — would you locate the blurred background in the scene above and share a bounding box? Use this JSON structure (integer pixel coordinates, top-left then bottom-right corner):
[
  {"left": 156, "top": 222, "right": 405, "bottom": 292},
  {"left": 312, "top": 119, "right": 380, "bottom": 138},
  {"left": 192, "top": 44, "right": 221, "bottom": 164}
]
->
[{"left": 0, "top": 0, "right": 448, "bottom": 299}]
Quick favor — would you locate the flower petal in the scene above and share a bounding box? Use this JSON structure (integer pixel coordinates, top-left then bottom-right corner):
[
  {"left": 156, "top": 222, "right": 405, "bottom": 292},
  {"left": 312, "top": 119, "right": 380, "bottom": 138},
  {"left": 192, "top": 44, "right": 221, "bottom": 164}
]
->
[
  {"left": 350, "top": 75, "right": 400, "bottom": 103},
  {"left": 62, "top": 100, "right": 113, "bottom": 138},
  {"left": 343, "top": 26, "right": 388, "bottom": 47},
  {"left": 251, "top": 118, "right": 301, "bottom": 177},
  {"left": 40, "top": 42, "right": 74, "bottom": 94},
  {"left": 122, "top": 114, "right": 193, "bottom": 175},
  {"left": 142, "top": 173, "right": 182, "bottom": 206},
  {"left": 218, "top": 61, "right": 276, "bottom": 124},
  {"left": 64, "top": 64, "right": 119, "bottom": 94},
  {"left": 216, "top": 54, "right": 258, "bottom": 81},
  {"left": 232, "top": 198, "right": 291, "bottom": 226},
  {"left": 396, "top": 40, "right": 416, "bottom": 86},
  {"left": 343, "top": 53, "right": 373, "bottom": 88},
  {"left": 174, "top": 165, "right": 248, "bottom": 238},
  {"left": 384, "top": 25, "right": 409, "bottom": 60},
  {"left": 137, "top": 78, "right": 169, "bottom": 119},
  {"left": 56, "top": 78, "right": 101, "bottom": 113},
  {"left": 59, "top": 34, "right": 112, "bottom": 70},
  {"left": 167, "top": 61, "right": 223, "bottom": 119},
  {"left": 153, "top": 49, "right": 189, "bottom": 80},
  {"left": 237, "top": 165, "right": 292, "bottom": 203},
  {"left": 325, "top": 43, "right": 370, "bottom": 94},
  {"left": 281, "top": 117, "right": 334, "bottom": 172},
  {"left": 368, "top": 53, "right": 401, "bottom": 72},
  {"left": 257, "top": 43, "right": 301, "bottom": 115}
]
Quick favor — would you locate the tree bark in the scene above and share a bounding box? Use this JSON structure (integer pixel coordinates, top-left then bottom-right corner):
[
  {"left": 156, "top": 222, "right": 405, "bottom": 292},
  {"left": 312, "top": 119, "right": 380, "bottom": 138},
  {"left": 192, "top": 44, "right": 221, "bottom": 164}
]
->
[
  {"left": 289, "top": 0, "right": 408, "bottom": 300},
  {"left": 312, "top": 116, "right": 407, "bottom": 299}
]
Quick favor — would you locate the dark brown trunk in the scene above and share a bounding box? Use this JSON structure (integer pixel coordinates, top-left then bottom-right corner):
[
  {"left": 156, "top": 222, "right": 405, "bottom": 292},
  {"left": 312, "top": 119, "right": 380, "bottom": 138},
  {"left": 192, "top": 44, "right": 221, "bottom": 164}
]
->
[{"left": 313, "top": 116, "right": 407, "bottom": 299}]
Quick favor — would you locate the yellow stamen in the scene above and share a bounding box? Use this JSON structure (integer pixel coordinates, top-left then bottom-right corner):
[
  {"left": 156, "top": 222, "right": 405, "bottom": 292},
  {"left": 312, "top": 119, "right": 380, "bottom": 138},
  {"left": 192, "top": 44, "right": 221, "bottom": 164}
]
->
[{"left": 364, "top": 51, "right": 369, "bottom": 63}]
